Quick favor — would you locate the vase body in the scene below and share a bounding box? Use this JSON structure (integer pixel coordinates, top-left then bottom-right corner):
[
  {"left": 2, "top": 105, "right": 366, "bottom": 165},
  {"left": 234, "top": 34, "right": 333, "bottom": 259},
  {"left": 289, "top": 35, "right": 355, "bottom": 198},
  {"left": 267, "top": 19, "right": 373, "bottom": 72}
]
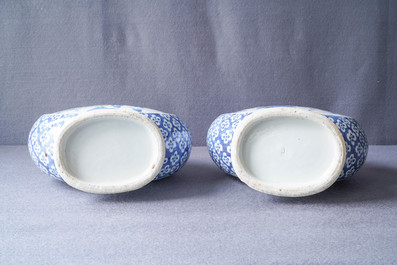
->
[
  {"left": 28, "top": 105, "right": 192, "bottom": 193},
  {"left": 207, "top": 106, "right": 368, "bottom": 196}
]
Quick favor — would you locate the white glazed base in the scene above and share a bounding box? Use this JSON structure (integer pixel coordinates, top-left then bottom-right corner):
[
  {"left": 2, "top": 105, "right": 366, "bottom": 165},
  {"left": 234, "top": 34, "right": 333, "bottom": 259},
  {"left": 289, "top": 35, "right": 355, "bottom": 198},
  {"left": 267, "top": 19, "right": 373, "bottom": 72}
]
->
[
  {"left": 54, "top": 109, "right": 165, "bottom": 194},
  {"left": 231, "top": 107, "right": 346, "bottom": 197}
]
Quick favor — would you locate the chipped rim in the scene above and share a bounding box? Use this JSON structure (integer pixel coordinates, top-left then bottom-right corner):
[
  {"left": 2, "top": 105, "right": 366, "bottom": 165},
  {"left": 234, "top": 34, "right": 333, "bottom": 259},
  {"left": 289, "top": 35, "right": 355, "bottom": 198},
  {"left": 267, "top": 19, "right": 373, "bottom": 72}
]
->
[
  {"left": 230, "top": 107, "right": 346, "bottom": 197},
  {"left": 53, "top": 108, "right": 165, "bottom": 194}
]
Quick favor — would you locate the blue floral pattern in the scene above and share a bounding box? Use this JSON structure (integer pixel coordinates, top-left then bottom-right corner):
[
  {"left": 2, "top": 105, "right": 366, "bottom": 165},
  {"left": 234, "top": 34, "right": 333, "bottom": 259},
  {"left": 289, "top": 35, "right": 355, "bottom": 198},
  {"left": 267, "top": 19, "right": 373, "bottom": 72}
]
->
[
  {"left": 207, "top": 106, "right": 368, "bottom": 180},
  {"left": 325, "top": 115, "right": 368, "bottom": 180},
  {"left": 207, "top": 111, "right": 253, "bottom": 177},
  {"left": 28, "top": 105, "right": 192, "bottom": 181}
]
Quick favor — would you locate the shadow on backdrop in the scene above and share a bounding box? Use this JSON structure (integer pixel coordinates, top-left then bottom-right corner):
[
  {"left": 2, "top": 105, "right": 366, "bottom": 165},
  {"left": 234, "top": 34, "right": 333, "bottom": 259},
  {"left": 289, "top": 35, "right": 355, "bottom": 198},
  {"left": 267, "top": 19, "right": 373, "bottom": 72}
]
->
[
  {"left": 48, "top": 160, "right": 397, "bottom": 204},
  {"left": 270, "top": 163, "right": 397, "bottom": 204},
  {"left": 94, "top": 160, "right": 226, "bottom": 202}
]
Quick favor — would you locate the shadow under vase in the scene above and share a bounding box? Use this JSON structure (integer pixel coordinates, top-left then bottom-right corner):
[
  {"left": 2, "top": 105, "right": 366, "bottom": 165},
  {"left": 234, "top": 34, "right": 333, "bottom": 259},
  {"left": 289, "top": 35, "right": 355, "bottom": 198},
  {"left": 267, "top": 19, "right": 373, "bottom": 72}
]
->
[{"left": 270, "top": 163, "right": 397, "bottom": 204}]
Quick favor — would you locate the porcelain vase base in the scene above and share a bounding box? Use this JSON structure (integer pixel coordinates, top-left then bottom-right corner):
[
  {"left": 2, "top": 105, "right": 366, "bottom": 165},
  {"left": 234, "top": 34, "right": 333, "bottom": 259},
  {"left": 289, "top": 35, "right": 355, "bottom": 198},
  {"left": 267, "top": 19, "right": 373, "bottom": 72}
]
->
[
  {"left": 231, "top": 108, "right": 346, "bottom": 197},
  {"left": 54, "top": 110, "right": 165, "bottom": 194}
]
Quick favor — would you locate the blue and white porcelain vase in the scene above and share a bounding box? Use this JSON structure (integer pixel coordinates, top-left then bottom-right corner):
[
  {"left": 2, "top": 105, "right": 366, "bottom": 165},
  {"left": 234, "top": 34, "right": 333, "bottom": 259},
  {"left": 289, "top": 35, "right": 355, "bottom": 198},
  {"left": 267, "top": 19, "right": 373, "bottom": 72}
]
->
[
  {"left": 28, "top": 105, "right": 192, "bottom": 194},
  {"left": 207, "top": 106, "right": 368, "bottom": 197}
]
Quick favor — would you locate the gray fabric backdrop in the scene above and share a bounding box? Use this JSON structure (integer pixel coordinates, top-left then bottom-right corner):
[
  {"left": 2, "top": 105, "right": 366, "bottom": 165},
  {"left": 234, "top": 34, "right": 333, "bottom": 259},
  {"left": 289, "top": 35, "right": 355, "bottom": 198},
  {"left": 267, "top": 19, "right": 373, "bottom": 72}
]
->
[
  {"left": 1, "top": 0, "right": 396, "bottom": 146},
  {"left": 2, "top": 146, "right": 397, "bottom": 264}
]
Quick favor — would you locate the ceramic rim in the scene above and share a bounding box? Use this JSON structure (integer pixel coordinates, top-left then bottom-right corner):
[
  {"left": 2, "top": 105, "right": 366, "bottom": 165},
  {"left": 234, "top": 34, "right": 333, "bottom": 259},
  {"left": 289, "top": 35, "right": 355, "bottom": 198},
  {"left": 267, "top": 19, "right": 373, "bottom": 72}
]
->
[
  {"left": 230, "top": 107, "right": 346, "bottom": 197},
  {"left": 53, "top": 108, "right": 165, "bottom": 194}
]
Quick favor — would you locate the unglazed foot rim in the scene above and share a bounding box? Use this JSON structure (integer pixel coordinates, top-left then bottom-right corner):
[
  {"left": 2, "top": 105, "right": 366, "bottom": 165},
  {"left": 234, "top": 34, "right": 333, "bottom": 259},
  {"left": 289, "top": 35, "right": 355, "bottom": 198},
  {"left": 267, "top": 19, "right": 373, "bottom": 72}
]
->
[
  {"left": 53, "top": 109, "right": 165, "bottom": 194},
  {"left": 231, "top": 107, "right": 346, "bottom": 197}
]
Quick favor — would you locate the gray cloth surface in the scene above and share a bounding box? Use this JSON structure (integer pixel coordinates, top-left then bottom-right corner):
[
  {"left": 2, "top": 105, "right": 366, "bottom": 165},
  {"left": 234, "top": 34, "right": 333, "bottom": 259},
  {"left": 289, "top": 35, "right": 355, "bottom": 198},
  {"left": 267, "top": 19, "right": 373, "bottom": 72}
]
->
[
  {"left": 0, "top": 1, "right": 396, "bottom": 146},
  {"left": 1, "top": 145, "right": 396, "bottom": 264}
]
